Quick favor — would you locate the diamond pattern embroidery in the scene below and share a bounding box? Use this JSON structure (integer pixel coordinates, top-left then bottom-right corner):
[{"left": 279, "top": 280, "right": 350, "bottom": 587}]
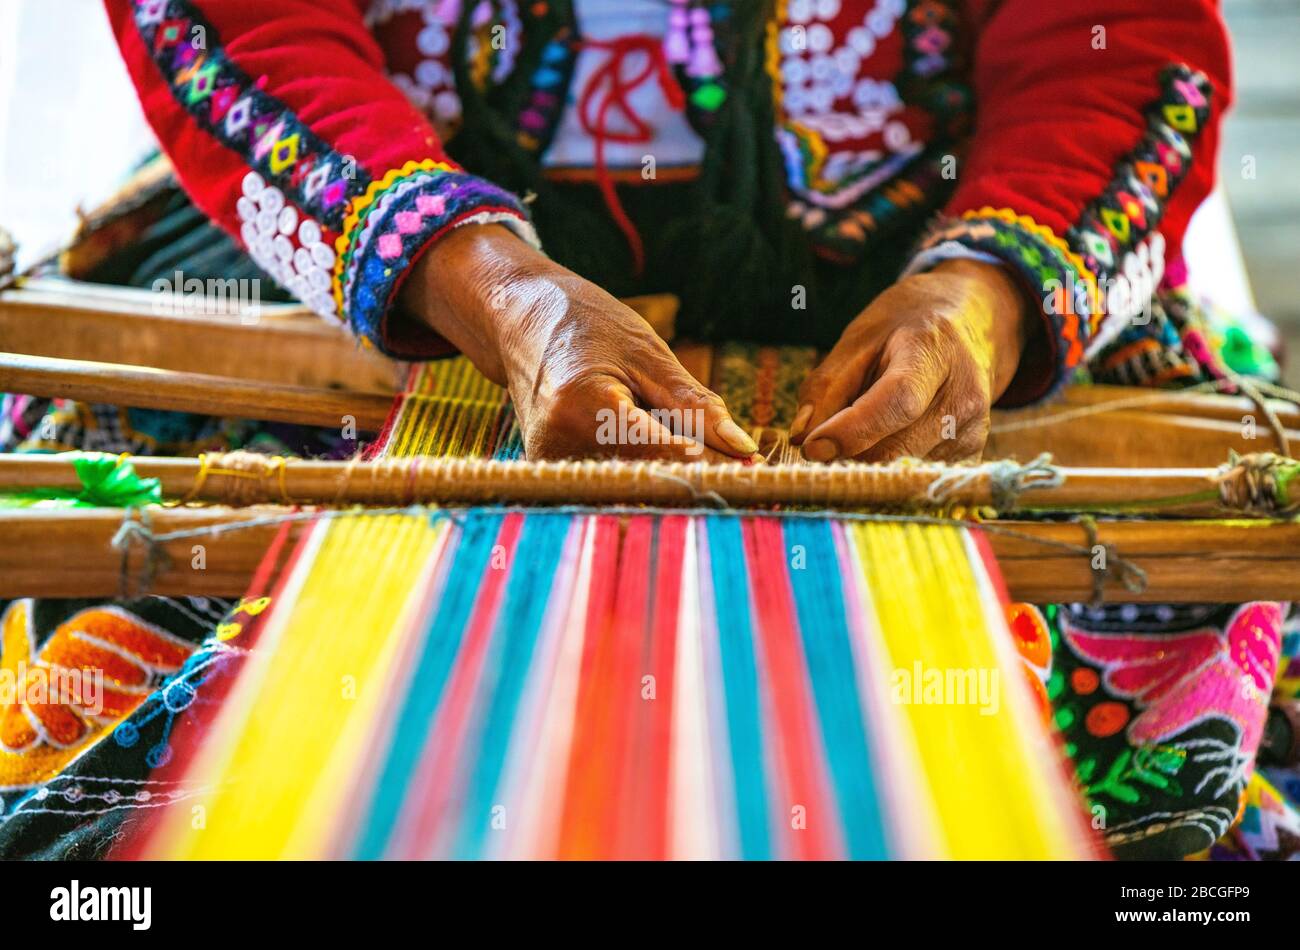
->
[
  {"left": 269, "top": 133, "right": 301, "bottom": 175},
  {"left": 224, "top": 97, "right": 253, "bottom": 137}
]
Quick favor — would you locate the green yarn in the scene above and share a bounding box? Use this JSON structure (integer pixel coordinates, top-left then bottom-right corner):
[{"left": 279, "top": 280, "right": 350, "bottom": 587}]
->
[
  {"left": 0, "top": 453, "right": 162, "bottom": 509},
  {"left": 1272, "top": 458, "right": 1300, "bottom": 511}
]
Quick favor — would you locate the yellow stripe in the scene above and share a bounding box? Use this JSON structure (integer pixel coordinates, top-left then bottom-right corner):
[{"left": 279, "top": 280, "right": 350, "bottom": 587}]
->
[
  {"left": 849, "top": 522, "right": 1088, "bottom": 859},
  {"left": 147, "top": 514, "right": 447, "bottom": 859}
]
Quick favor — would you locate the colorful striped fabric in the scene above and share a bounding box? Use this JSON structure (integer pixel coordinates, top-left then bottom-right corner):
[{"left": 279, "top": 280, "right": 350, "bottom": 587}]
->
[{"left": 128, "top": 508, "right": 1099, "bottom": 860}]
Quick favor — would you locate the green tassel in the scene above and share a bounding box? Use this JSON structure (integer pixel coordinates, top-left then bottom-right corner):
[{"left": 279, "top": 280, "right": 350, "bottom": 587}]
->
[{"left": 0, "top": 453, "right": 162, "bottom": 509}]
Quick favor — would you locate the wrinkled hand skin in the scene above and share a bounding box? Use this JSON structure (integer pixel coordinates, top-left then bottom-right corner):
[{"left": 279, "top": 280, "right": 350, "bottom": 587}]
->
[
  {"left": 790, "top": 258, "right": 1033, "bottom": 463},
  {"left": 400, "top": 223, "right": 759, "bottom": 462}
]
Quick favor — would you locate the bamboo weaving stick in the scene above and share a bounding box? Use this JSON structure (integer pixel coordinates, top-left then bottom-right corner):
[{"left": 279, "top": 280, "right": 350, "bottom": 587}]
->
[
  {"left": 2, "top": 452, "right": 1293, "bottom": 515},
  {"left": 1, "top": 506, "right": 1295, "bottom": 603},
  {"left": 0, "top": 352, "right": 393, "bottom": 430}
]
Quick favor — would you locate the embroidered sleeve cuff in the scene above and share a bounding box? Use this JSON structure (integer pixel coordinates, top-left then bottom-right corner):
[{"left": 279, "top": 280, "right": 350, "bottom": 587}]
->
[
  {"left": 909, "top": 208, "right": 1100, "bottom": 406},
  {"left": 331, "top": 159, "right": 539, "bottom": 359}
]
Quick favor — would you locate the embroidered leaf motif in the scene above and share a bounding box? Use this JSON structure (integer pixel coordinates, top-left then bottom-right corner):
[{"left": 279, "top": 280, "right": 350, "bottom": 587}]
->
[{"left": 1087, "top": 750, "right": 1142, "bottom": 804}]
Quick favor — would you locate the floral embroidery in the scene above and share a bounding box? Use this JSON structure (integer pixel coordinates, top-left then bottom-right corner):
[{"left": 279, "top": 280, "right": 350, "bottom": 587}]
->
[
  {"left": 128, "top": 0, "right": 370, "bottom": 230},
  {"left": 1047, "top": 602, "right": 1285, "bottom": 857},
  {"left": 1064, "top": 603, "right": 1281, "bottom": 763},
  {"left": 0, "top": 601, "right": 196, "bottom": 792},
  {"left": 1006, "top": 603, "right": 1052, "bottom": 723}
]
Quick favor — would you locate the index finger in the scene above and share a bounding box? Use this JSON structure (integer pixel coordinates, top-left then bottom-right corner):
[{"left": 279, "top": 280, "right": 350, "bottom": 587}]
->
[{"left": 801, "top": 359, "right": 942, "bottom": 462}]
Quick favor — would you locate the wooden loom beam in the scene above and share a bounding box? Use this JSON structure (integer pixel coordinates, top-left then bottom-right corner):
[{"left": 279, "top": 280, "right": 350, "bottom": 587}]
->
[
  {"left": 0, "top": 452, "right": 1284, "bottom": 514},
  {"left": 5, "top": 350, "right": 1298, "bottom": 466},
  {"left": 1, "top": 506, "right": 1295, "bottom": 603},
  {"left": 0, "top": 279, "right": 405, "bottom": 394},
  {"left": 0, "top": 280, "right": 678, "bottom": 395}
]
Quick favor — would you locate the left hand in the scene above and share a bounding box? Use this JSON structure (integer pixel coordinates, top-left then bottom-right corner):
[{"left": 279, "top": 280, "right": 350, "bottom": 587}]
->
[{"left": 790, "top": 259, "right": 1034, "bottom": 463}]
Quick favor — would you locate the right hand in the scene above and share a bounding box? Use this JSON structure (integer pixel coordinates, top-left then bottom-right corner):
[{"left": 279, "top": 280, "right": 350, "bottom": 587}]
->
[{"left": 400, "top": 224, "right": 759, "bottom": 462}]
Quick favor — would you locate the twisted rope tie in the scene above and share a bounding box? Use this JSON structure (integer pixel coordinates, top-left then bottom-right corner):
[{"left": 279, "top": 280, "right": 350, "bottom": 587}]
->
[
  {"left": 925, "top": 453, "right": 1064, "bottom": 511},
  {"left": 110, "top": 509, "right": 171, "bottom": 597},
  {"left": 1215, "top": 451, "right": 1300, "bottom": 516},
  {"left": 1077, "top": 515, "right": 1149, "bottom": 608}
]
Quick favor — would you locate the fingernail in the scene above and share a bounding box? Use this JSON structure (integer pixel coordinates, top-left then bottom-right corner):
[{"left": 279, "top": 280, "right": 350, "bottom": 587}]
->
[
  {"left": 803, "top": 438, "right": 839, "bottom": 463},
  {"left": 789, "top": 404, "right": 813, "bottom": 442},
  {"left": 716, "top": 419, "right": 759, "bottom": 456}
]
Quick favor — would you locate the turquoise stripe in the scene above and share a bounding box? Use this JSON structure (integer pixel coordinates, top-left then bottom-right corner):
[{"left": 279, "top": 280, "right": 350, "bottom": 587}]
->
[
  {"left": 449, "top": 513, "right": 571, "bottom": 858},
  {"left": 352, "top": 511, "right": 504, "bottom": 859},
  {"left": 705, "top": 515, "right": 772, "bottom": 860},
  {"left": 784, "top": 518, "right": 888, "bottom": 859}
]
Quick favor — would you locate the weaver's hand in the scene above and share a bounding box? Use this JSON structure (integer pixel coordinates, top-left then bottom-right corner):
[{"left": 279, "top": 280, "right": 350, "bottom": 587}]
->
[
  {"left": 790, "top": 259, "right": 1033, "bottom": 463},
  {"left": 401, "top": 224, "right": 759, "bottom": 462}
]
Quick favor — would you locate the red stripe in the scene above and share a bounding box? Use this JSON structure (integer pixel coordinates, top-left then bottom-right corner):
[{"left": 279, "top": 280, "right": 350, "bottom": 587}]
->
[
  {"left": 557, "top": 515, "right": 622, "bottom": 858},
  {"left": 632, "top": 514, "right": 686, "bottom": 859},
  {"left": 743, "top": 517, "right": 839, "bottom": 860},
  {"left": 599, "top": 516, "right": 655, "bottom": 858},
  {"left": 969, "top": 530, "right": 1012, "bottom": 607}
]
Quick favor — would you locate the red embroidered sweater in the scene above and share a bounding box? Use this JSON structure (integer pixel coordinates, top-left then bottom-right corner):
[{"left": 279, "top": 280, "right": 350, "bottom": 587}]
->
[{"left": 104, "top": 0, "right": 1231, "bottom": 403}]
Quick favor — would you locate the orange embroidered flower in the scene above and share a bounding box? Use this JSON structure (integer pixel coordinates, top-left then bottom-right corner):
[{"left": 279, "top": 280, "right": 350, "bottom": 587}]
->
[{"left": 0, "top": 601, "right": 196, "bottom": 789}]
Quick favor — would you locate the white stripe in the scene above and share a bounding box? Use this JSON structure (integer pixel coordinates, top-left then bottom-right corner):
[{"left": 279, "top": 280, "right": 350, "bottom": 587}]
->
[
  {"left": 668, "top": 518, "right": 719, "bottom": 859},
  {"left": 502, "top": 515, "right": 596, "bottom": 858}
]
